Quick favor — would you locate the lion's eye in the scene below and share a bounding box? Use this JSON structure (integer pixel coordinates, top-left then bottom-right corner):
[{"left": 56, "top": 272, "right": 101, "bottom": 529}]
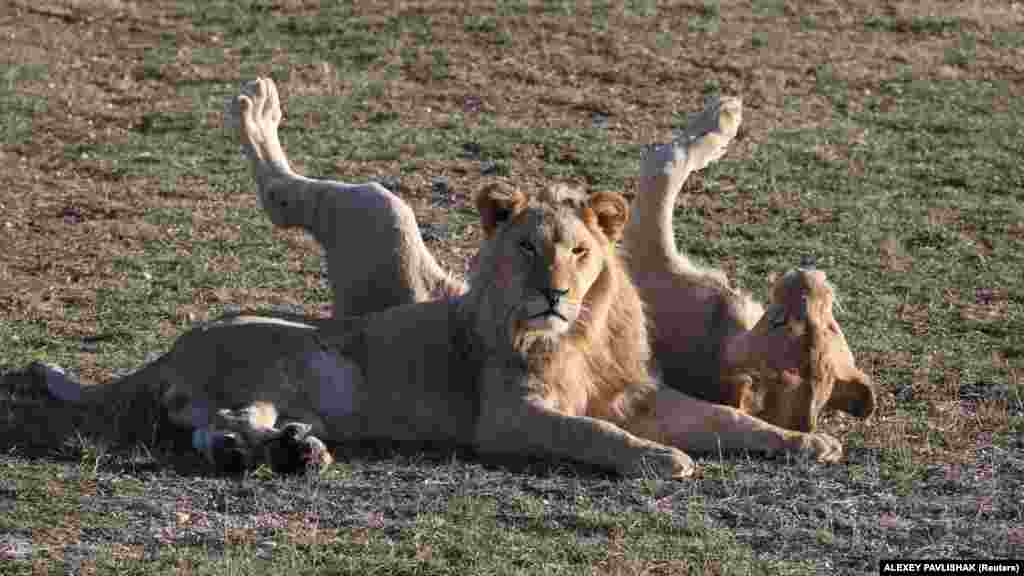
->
[
  {"left": 572, "top": 245, "right": 588, "bottom": 257},
  {"left": 519, "top": 240, "right": 535, "bottom": 255}
]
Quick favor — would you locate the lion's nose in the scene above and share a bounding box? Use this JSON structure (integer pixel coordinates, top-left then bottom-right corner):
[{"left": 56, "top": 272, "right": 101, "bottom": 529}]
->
[{"left": 542, "top": 287, "right": 569, "bottom": 307}]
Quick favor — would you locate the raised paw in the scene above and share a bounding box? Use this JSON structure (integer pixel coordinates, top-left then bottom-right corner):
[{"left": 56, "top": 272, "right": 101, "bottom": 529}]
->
[
  {"left": 788, "top": 431, "right": 843, "bottom": 463},
  {"left": 224, "top": 77, "right": 290, "bottom": 171},
  {"left": 640, "top": 96, "right": 742, "bottom": 181},
  {"left": 624, "top": 445, "right": 695, "bottom": 479},
  {"left": 261, "top": 422, "right": 334, "bottom": 475}
]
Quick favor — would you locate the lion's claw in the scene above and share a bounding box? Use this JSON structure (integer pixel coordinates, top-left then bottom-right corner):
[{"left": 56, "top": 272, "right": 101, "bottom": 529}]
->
[
  {"left": 790, "top": 432, "right": 843, "bottom": 463},
  {"left": 627, "top": 446, "right": 695, "bottom": 479}
]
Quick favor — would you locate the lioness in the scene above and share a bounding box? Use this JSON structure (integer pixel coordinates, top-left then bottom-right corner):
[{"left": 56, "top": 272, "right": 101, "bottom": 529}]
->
[
  {"left": 226, "top": 78, "right": 874, "bottom": 433},
  {"left": 26, "top": 181, "right": 842, "bottom": 478},
  {"left": 626, "top": 98, "right": 875, "bottom": 432}
]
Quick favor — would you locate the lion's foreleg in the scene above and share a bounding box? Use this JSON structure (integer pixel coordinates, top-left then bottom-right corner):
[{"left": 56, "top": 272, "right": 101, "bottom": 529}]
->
[
  {"left": 474, "top": 394, "right": 694, "bottom": 479},
  {"left": 637, "top": 386, "right": 843, "bottom": 463}
]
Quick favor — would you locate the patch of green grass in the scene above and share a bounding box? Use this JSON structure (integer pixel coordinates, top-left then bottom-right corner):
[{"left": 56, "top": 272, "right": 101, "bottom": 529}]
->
[
  {"left": 626, "top": 0, "right": 657, "bottom": 19},
  {"left": 0, "top": 63, "right": 48, "bottom": 143},
  {"left": 1, "top": 62, "right": 48, "bottom": 86},
  {"left": 234, "top": 495, "right": 799, "bottom": 575},
  {"left": 0, "top": 455, "right": 828, "bottom": 574},
  {"left": 688, "top": 1, "right": 721, "bottom": 34},
  {"left": 701, "top": 78, "right": 721, "bottom": 97},
  {"left": 945, "top": 32, "right": 978, "bottom": 68},
  {"left": 541, "top": 0, "right": 574, "bottom": 17},
  {"left": 496, "top": 0, "right": 529, "bottom": 16},
  {"left": 464, "top": 14, "right": 498, "bottom": 34},
  {"left": 864, "top": 14, "right": 963, "bottom": 35},
  {"left": 0, "top": 460, "right": 126, "bottom": 538},
  {"left": 430, "top": 48, "right": 451, "bottom": 81},
  {"left": 591, "top": 0, "right": 612, "bottom": 32},
  {"left": 994, "top": 29, "right": 1024, "bottom": 49},
  {"left": 279, "top": 94, "right": 639, "bottom": 189},
  {"left": 752, "top": 0, "right": 786, "bottom": 18},
  {"left": 812, "top": 63, "right": 849, "bottom": 114}
]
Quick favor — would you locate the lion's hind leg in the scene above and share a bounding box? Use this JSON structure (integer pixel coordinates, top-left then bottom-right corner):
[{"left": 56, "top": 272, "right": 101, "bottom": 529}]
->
[{"left": 225, "top": 77, "right": 463, "bottom": 316}]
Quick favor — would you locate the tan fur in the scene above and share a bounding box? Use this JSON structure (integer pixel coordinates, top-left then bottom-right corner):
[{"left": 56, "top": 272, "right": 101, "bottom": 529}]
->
[
  {"left": 221, "top": 78, "right": 859, "bottom": 462},
  {"left": 465, "top": 183, "right": 654, "bottom": 425},
  {"left": 226, "top": 81, "right": 873, "bottom": 435},
  {"left": 624, "top": 96, "right": 876, "bottom": 432},
  {"left": 28, "top": 185, "right": 848, "bottom": 477}
]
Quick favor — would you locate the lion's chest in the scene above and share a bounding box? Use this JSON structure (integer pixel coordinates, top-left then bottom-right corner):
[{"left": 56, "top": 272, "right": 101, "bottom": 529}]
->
[{"left": 527, "top": 351, "right": 593, "bottom": 418}]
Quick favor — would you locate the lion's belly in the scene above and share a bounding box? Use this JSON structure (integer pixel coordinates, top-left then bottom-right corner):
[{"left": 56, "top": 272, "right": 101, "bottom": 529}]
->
[
  {"left": 307, "top": 351, "right": 361, "bottom": 419},
  {"left": 640, "top": 282, "right": 723, "bottom": 399}
]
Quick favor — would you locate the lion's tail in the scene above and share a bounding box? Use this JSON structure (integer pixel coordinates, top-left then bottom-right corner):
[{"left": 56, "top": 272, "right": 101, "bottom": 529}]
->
[{"left": 8, "top": 359, "right": 169, "bottom": 450}]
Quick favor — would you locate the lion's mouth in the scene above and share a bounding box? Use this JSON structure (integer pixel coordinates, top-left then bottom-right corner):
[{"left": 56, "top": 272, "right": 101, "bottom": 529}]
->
[
  {"left": 521, "top": 308, "right": 571, "bottom": 333},
  {"left": 527, "top": 309, "right": 569, "bottom": 322}
]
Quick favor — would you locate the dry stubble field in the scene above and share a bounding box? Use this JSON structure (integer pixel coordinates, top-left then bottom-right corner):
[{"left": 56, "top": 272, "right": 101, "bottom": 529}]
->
[{"left": 1, "top": 1, "right": 1022, "bottom": 574}]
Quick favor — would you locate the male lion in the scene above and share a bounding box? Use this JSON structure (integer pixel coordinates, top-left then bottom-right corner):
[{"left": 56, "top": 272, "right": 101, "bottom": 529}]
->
[
  {"left": 226, "top": 78, "right": 874, "bottom": 433},
  {"left": 23, "top": 182, "right": 842, "bottom": 478}
]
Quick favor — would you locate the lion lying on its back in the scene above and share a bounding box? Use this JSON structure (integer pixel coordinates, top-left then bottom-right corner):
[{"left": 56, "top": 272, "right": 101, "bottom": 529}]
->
[{"left": 29, "top": 182, "right": 842, "bottom": 476}]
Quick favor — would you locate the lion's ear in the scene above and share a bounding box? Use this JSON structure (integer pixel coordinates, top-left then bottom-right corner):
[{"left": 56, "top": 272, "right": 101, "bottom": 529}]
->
[
  {"left": 586, "top": 191, "right": 629, "bottom": 242},
  {"left": 476, "top": 182, "right": 527, "bottom": 238}
]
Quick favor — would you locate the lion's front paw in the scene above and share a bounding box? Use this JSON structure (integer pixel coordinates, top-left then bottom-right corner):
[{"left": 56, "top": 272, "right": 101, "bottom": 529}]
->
[
  {"left": 788, "top": 432, "right": 843, "bottom": 463},
  {"left": 625, "top": 446, "right": 695, "bottom": 479},
  {"left": 262, "top": 422, "right": 334, "bottom": 474}
]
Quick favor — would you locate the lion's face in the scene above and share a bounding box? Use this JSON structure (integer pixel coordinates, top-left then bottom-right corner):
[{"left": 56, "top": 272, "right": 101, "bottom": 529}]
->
[
  {"left": 497, "top": 208, "right": 606, "bottom": 336},
  {"left": 746, "top": 269, "right": 875, "bottom": 432},
  {"left": 469, "top": 183, "right": 629, "bottom": 350}
]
